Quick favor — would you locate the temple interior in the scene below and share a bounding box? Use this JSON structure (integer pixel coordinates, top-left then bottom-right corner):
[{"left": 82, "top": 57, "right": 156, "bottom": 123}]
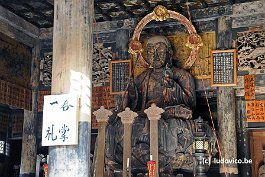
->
[{"left": 0, "top": 0, "right": 265, "bottom": 177}]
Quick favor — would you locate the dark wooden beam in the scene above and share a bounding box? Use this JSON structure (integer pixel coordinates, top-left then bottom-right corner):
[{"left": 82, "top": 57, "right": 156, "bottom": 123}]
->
[
  {"left": 46, "top": 0, "right": 54, "bottom": 5},
  {"left": 0, "top": 5, "right": 39, "bottom": 46}
]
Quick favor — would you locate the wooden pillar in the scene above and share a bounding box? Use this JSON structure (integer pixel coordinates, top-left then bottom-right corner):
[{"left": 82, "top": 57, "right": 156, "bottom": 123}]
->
[
  {"left": 48, "top": 0, "right": 93, "bottom": 177},
  {"left": 19, "top": 40, "right": 40, "bottom": 177},
  {"left": 118, "top": 107, "right": 138, "bottom": 177},
  {"left": 236, "top": 99, "right": 251, "bottom": 177},
  {"left": 217, "top": 16, "right": 238, "bottom": 177},
  {"left": 144, "top": 104, "right": 164, "bottom": 177},
  {"left": 93, "top": 106, "right": 112, "bottom": 177}
]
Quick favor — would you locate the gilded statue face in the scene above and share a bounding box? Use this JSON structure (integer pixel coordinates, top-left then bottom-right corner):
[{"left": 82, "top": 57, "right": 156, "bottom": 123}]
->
[{"left": 147, "top": 42, "right": 168, "bottom": 68}]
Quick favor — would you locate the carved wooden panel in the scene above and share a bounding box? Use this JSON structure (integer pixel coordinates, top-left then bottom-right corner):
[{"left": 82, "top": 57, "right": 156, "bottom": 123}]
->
[
  {"left": 237, "top": 30, "right": 265, "bottom": 70},
  {"left": 92, "top": 43, "right": 113, "bottom": 86},
  {"left": 40, "top": 53, "right": 52, "bottom": 88}
]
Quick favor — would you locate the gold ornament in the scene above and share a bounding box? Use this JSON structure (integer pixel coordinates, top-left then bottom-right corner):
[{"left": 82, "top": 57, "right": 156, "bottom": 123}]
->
[
  {"left": 152, "top": 5, "right": 169, "bottom": 21},
  {"left": 128, "top": 40, "right": 143, "bottom": 55},
  {"left": 186, "top": 33, "right": 203, "bottom": 49}
]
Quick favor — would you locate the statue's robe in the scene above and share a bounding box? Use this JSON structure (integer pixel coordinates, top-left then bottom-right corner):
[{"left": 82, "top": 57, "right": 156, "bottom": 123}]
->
[
  {"left": 105, "top": 67, "right": 215, "bottom": 175},
  {"left": 126, "top": 67, "right": 196, "bottom": 114},
  {"left": 259, "top": 164, "right": 265, "bottom": 177}
]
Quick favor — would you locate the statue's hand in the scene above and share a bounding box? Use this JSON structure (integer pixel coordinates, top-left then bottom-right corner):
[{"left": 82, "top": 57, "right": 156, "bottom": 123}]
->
[
  {"left": 163, "top": 76, "right": 175, "bottom": 88},
  {"left": 164, "top": 105, "right": 193, "bottom": 119},
  {"left": 163, "top": 106, "right": 176, "bottom": 118}
]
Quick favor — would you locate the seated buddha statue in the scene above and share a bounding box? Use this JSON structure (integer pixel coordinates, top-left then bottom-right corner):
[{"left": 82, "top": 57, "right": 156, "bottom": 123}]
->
[
  {"left": 104, "top": 35, "right": 215, "bottom": 177},
  {"left": 126, "top": 35, "right": 196, "bottom": 119}
]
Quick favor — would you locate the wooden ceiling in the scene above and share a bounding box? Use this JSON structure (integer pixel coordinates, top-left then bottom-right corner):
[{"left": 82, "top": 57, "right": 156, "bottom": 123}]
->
[{"left": 0, "top": 0, "right": 250, "bottom": 28}]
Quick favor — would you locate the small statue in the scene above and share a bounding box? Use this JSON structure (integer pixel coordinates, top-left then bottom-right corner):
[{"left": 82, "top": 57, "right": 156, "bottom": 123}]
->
[
  {"left": 104, "top": 36, "right": 216, "bottom": 176},
  {"left": 259, "top": 150, "right": 265, "bottom": 177}
]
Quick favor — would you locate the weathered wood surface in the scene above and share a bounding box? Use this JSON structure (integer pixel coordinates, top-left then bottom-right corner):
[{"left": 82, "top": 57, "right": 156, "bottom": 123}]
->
[
  {"left": 233, "top": 0, "right": 265, "bottom": 17},
  {"left": 145, "top": 105, "right": 164, "bottom": 177},
  {"left": 150, "top": 120, "right": 159, "bottom": 177},
  {"left": 0, "top": 6, "right": 39, "bottom": 38},
  {"left": 217, "top": 87, "right": 238, "bottom": 175},
  {"left": 93, "top": 107, "right": 112, "bottom": 177},
  {"left": 0, "top": 5, "right": 39, "bottom": 47},
  {"left": 48, "top": 0, "right": 93, "bottom": 177},
  {"left": 123, "top": 124, "right": 132, "bottom": 177},
  {"left": 191, "top": 5, "right": 232, "bottom": 20},
  {"left": 217, "top": 16, "right": 238, "bottom": 176},
  {"left": 235, "top": 99, "right": 251, "bottom": 177},
  {"left": 20, "top": 110, "right": 37, "bottom": 177},
  {"left": 95, "top": 121, "right": 107, "bottom": 177},
  {"left": 235, "top": 74, "right": 265, "bottom": 96},
  {"left": 0, "top": 20, "right": 35, "bottom": 47},
  {"left": 118, "top": 108, "right": 137, "bottom": 177},
  {"left": 19, "top": 39, "right": 40, "bottom": 177},
  {"left": 232, "top": 0, "right": 265, "bottom": 28},
  {"left": 232, "top": 13, "right": 265, "bottom": 28}
]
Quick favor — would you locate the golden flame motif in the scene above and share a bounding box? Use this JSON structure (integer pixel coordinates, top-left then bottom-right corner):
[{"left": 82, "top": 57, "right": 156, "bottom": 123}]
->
[{"left": 152, "top": 5, "right": 169, "bottom": 21}]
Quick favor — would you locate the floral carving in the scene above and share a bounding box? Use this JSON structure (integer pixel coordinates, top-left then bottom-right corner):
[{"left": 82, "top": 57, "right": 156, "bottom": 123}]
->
[
  {"left": 118, "top": 107, "right": 138, "bottom": 124},
  {"left": 144, "top": 103, "right": 164, "bottom": 121},
  {"left": 93, "top": 106, "right": 112, "bottom": 122}
]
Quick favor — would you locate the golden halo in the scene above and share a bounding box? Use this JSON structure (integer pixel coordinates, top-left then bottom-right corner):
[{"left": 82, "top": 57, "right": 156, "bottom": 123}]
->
[{"left": 128, "top": 5, "right": 203, "bottom": 69}]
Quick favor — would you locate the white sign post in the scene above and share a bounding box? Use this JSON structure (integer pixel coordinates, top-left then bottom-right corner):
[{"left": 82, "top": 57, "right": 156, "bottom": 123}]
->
[{"left": 42, "top": 94, "right": 78, "bottom": 146}]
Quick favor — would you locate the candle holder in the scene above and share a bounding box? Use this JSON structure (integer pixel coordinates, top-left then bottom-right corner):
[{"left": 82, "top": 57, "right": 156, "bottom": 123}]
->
[
  {"left": 147, "top": 161, "right": 156, "bottom": 177},
  {"left": 43, "top": 163, "right": 48, "bottom": 177}
]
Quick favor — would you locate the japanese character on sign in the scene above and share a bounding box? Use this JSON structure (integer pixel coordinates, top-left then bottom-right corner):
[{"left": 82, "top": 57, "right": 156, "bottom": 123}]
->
[
  {"left": 42, "top": 94, "right": 78, "bottom": 146},
  {"left": 61, "top": 100, "right": 74, "bottom": 111},
  {"left": 45, "top": 124, "right": 57, "bottom": 141},
  {"left": 59, "top": 124, "right": 70, "bottom": 142}
]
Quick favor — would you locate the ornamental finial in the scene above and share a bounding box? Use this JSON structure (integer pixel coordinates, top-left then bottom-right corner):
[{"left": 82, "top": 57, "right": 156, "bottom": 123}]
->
[{"left": 152, "top": 5, "right": 170, "bottom": 21}]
